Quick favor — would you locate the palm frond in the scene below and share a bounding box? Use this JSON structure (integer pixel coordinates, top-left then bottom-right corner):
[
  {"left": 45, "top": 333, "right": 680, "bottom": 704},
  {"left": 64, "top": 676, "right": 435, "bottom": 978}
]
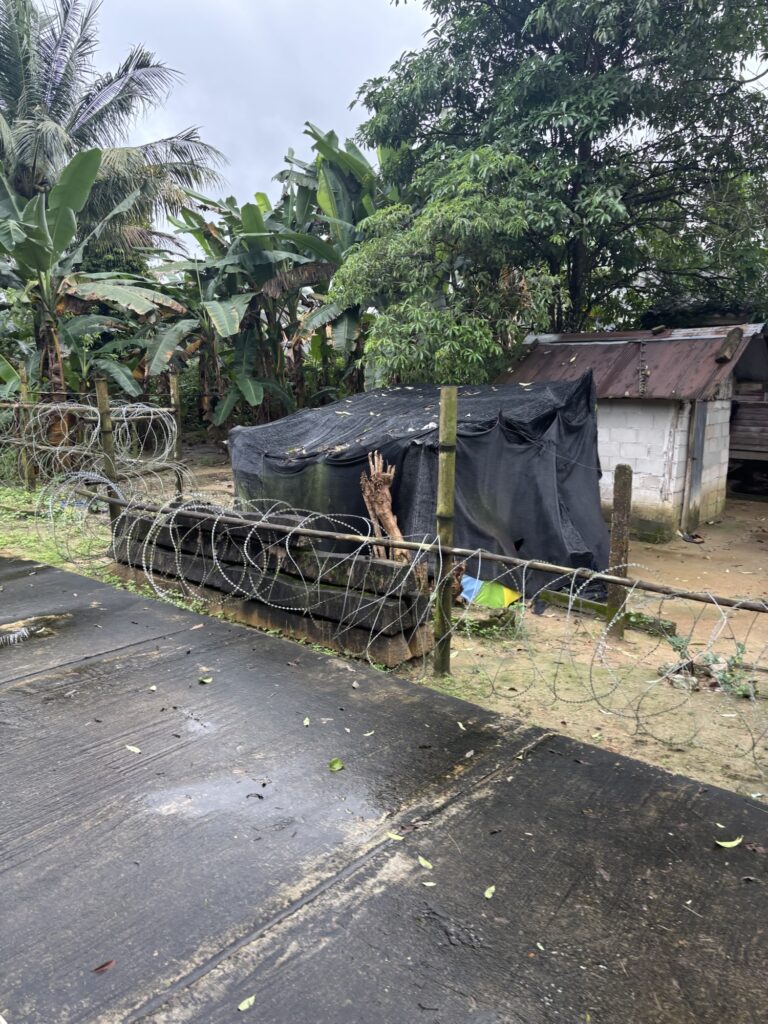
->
[
  {"left": 135, "top": 128, "right": 225, "bottom": 182},
  {"left": 41, "top": 0, "right": 100, "bottom": 121},
  {"left": 10, "top": 114, "right": 71, "bottom": 191},
  {"left": 0, "top": 0, "right": 42, "bottom": 117},
  {"left": 67, "top": 45, "right": 180, "bottom": 143},
  {"left": 0, "top": 109, "right": 14, "bottom": 160},
  {"left": 0, "top": 2, "right": 220, "bottom": 246}
]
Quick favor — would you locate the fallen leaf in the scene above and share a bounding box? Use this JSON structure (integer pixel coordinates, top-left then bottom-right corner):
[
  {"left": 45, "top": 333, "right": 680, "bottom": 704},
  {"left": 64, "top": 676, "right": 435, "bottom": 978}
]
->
[
  {"left": 418, "top": 855, "right": 433, "bottom": 870},
  {"left": 742, "top": 876, "right": 761, "bottom": 883},
  {"left": 125, "top": 745, "right": 141, "bottom": 754},
  {"left": 238, "top": 995, "right": 256, "bottom": 1012},
  {"left": 190, "top": 624, "right": 204, "bottom": 631},
  {"left": 422, "top": 881, "right": 437, "bottom": 887},
  {"left": 303, "top": 717, "right": 310, "bottom": 727},
  {"left": 715, "top": 836, "right": 743, "bottom": 848},
  {"left": 92, "top": 960, "right": 115, "bottom": 974},
  {"left": 199, "top": 676, "right": 213, "bottom": 685},
  {"left": 328, "top": 758, "right": 344, "bottom": 772},
  {"left": 386, "top": 831, "right": 405, "bottom": 842},
  {"left": 484, "top": 885, "right": 496, "bottom": 899}
]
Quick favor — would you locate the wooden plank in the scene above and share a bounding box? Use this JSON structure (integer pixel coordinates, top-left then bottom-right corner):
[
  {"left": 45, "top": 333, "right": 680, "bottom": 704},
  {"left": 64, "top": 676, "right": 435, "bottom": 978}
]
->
[
  {"left": 683, "top": 401, "right": 707, "bottom": 531},
  {"left": 731, "top": 449, "right": 768, "bottom": 462},
  {"left": 114, "top": 508, "right": 314, "bottom": 553},
  {"left": 115, "top": 512, "right": 425, "bottom": 598},
  {"left": 226, "top": 599, "right": 434, "bottom": 668},
  {"left": 108, "top": 561, "right": 433, "bottom": 668},
  {"left": 715, "top": 326, "right": 743, "bottom": 363},
  {"left": 112, "top": 539, "right": 429, "bottom": 637}
]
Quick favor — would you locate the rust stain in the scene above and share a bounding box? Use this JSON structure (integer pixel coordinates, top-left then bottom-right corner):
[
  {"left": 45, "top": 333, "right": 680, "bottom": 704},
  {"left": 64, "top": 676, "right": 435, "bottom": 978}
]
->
[{"left": 501, "top": 324, "right": 766, "bottom": 401}]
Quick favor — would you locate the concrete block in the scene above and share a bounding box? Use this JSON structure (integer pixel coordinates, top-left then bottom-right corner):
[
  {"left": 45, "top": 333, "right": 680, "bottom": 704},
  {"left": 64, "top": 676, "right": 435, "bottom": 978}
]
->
[
  {"left": 637, "top": 474, "right": 664, "bottom": 494},
  {"left": 612, "top": 427, "right": 638, "bottom": 443}
]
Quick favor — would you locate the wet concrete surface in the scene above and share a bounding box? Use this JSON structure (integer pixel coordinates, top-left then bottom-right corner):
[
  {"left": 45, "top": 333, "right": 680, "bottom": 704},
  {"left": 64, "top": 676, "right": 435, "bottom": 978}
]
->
[{"left": 1, "top": 558, "right": 767, "bottom": 1023}]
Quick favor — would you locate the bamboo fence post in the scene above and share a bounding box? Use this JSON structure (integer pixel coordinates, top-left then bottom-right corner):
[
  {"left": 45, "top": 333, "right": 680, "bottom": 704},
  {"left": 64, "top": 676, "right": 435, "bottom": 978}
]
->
[
  {"left": 168, "top": 370, "right": 184, "bottom": 496},
  {"left": 94, "top": 376, "right": 121, "bottom": 527},
  {"left": 433, "top": 386, "right": 458, "bottom": 676},
  {"left": 17, "top": 364, "right": 35, "bottom": 492},
  {"left": 607, "top": 464, "right": 633, "bottom": 638}
]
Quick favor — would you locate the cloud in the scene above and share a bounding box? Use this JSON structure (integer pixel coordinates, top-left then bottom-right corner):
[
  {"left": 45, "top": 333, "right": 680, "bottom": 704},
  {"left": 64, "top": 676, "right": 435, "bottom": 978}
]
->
[{"left": 96, "top": 0, "right": 431, "bottom": 202}]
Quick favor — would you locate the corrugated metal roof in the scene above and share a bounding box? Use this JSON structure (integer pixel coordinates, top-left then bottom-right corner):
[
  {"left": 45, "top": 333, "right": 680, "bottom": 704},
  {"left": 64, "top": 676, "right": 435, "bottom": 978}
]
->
[{"left": 500, "top": 324, "right": 767, "bottom": 401}]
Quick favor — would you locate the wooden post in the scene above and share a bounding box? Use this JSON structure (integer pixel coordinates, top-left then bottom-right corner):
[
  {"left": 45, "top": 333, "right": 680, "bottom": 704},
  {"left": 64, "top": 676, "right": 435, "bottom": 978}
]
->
[
  {"left": 607, "top": 463, "right": 633, "bottom": 638},
  {"left": 94, "top": 376, "right": 121, "bottom": 527},
  {"left": 168, "top": 370, "right": 184, "bottom": 496},
  {"left": 17, "top": 364, "right": 35, "bottom": 492},
  {"left": 433, "top": 386, "right": 458, "bottom": 676}
]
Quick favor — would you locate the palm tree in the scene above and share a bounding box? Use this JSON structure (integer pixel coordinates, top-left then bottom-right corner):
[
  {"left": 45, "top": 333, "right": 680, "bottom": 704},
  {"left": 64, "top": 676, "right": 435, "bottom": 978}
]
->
[{"left": 0, "top": 0, "right": 223, "bottom": 253}]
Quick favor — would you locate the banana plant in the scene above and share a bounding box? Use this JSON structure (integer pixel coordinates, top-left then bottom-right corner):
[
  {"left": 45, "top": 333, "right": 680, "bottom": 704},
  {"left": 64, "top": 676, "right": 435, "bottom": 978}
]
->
[
  {"left": 157, "top": 188, "right": 338, "bottom": 425},
  {"left": 0, "top": 149, "right": 185, "bottom": 398},
  {"left": 144, "top": 286, "right": 270, "bottom": 425},
  {"left": 0, "top": 353, "right": 20, "bottom": 399},
  {"left": 150, "top": 127, "right": 390, "bottom": 426},
  {"left": 59, "top": 315, "right": 144, "bottom": 397},
  {"left": 281, "top": 124, "right": 391, "bottom": 390}
]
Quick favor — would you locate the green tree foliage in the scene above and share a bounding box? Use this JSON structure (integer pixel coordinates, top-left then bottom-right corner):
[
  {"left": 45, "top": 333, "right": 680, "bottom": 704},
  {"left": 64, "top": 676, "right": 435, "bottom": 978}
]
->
[
  {"left": 0, "top": 0, "right": 222, "bottom": 253},
  {"left": 331, "top": 152, "right": 557, "bottom": 385},
  {"left": 357, "top": 0, "right": 768, "bottom": 330}
]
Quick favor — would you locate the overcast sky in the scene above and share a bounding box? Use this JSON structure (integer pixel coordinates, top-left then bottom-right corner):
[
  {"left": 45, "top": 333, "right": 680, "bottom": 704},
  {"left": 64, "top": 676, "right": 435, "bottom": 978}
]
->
[{"left": 97, "top": 0, "right": 432, "bottom": 204}]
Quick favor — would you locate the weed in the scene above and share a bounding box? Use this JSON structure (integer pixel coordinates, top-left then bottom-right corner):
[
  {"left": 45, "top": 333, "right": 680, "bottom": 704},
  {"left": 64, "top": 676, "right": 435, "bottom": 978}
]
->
[
  {"left": 455, "top": 606, "right": 525, "bottom": 644},
  {"left": 661, "top": 633, "right": 758, "bottom": 698}
]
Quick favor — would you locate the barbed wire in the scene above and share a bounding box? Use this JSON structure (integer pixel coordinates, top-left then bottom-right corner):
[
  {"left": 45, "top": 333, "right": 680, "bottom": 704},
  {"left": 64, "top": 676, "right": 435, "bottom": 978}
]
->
[
  {"left": 20, "top": 474, "right": 768, "bottom": 796},
  {"left": 0, "top": 401, "right": 186, "bottom": 486}
]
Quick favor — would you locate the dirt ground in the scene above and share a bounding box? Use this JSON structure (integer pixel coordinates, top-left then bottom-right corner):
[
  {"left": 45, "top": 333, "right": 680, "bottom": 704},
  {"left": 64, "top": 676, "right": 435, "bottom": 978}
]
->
[{"left": 421, "top": 501, "right": 768, "bottom": 802}]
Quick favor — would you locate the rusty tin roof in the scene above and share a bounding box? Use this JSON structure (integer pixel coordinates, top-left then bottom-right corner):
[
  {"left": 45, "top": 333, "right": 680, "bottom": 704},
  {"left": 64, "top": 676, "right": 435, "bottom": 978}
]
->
[{"left": 500, "top": 324, "right": 767, "bottom": 401}]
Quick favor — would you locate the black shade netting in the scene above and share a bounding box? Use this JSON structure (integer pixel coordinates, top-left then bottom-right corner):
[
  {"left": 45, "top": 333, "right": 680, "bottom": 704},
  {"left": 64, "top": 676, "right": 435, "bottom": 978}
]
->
[{"left": 229, "top": 373, "right": 609, "bottom": 595}]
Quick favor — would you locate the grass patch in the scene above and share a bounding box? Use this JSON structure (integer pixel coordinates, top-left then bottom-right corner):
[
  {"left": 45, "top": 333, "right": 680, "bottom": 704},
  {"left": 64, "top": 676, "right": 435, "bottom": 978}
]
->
[{"left": 0, "top": 485, "right": 207, "bottom": 616}]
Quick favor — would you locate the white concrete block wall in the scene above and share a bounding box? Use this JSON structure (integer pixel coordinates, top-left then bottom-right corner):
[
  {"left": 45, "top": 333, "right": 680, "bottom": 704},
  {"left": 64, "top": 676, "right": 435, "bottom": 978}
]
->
[
  {"left": 596, "top": 398, "right": 731, "bottom": 535},
  {"left": 596, "top": 401, "right": 688, "bottom": 519}
]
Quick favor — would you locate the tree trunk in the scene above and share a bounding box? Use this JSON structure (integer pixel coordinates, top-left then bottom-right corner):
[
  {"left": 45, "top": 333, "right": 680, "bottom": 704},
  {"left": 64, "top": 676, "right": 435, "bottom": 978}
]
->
[
  {"left": 566, "top": 236, "right": 590, "bottom": 331},
  {"left": 38, "top": 315, "right": 66, "bottom": 402},
  {"left": 199, "top": 336, "right": 223, "bottom": 426},
  {"left": 564, "top": 136, "right": 594, "bottom": 331}
]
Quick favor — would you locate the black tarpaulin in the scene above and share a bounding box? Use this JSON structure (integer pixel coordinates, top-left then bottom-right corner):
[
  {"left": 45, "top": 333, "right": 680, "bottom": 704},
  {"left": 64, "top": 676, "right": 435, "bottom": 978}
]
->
[{"left": 229, "top": 373, "right": 609, "bottom": 589}]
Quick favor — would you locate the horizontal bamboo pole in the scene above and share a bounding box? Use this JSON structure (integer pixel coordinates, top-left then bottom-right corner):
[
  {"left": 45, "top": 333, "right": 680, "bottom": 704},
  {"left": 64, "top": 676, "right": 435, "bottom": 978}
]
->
[{"left": 71, "top": 487, "right": 768, "bottom": 614}]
